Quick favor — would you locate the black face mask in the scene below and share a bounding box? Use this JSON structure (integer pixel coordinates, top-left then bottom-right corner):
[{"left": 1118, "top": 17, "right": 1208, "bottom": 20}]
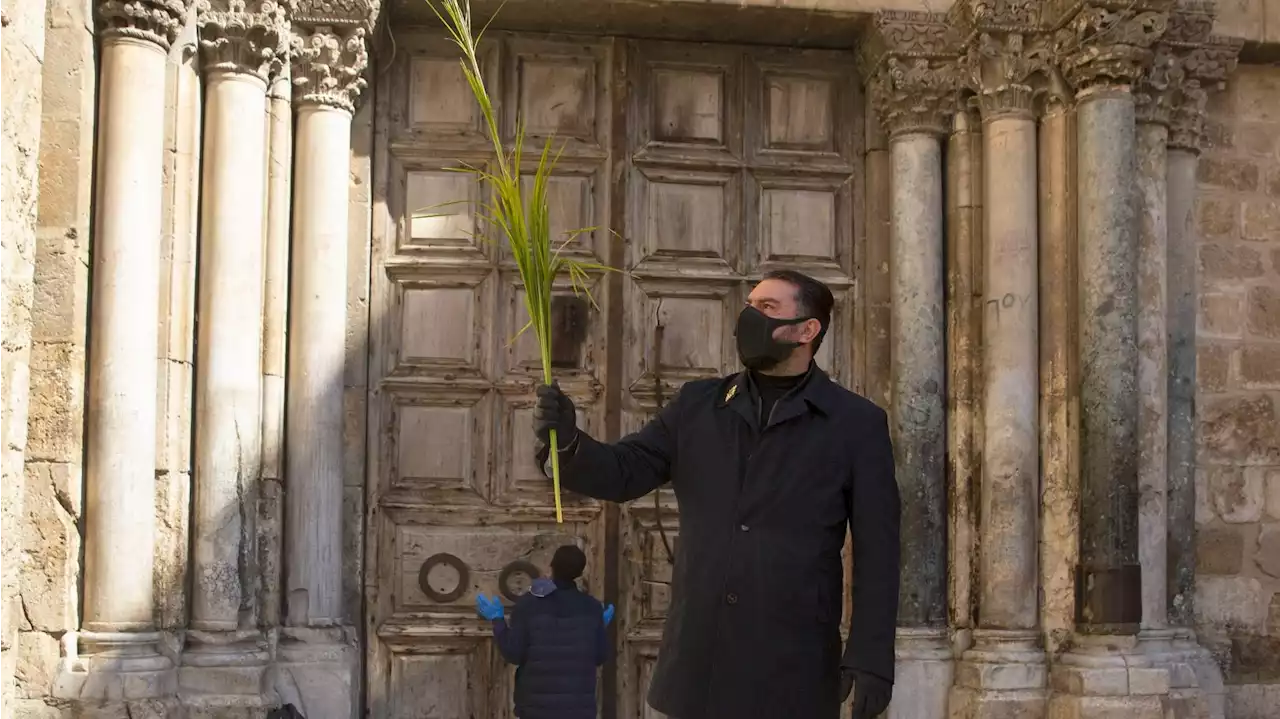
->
[{"left": 734, "top": 305, "right": 811, "bottom": 372}]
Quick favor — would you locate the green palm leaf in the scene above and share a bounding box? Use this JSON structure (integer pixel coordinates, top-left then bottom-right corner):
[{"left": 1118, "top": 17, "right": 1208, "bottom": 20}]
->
[{"left": 421, "top": 0, "right": 616, "bottom": 523}]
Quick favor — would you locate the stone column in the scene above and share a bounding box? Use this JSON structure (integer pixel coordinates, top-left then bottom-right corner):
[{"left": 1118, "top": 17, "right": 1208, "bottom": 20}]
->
[
  {"left": 1038, "top": 77, "right": 1078, "bottom": 662},
  {"left": 861, "top": 13, "right": 957, "bottom": 718},
  {"left": 1163, "top": 25, "right": 1242, "bottom": 719},
  {"left": 1048, "top": 5, "right": 1172, "bottom": 715},
  {"left": 54, "top": 0, "right": 191, "bottom": 703},
  {"left": 180, "top": 1, "right": 287, "bottom": 705},
  {"left": 948, "top": 15, "right": 1046, "bottom": 716},
  {"left": 945, "top": 105, "right": 981, "bottom": 650},
  {"left": 277, "top": 17, "right": 370, "bottom": 718},
  {"left": 260, "top": 62, "right": 293, "bottom": 632}
]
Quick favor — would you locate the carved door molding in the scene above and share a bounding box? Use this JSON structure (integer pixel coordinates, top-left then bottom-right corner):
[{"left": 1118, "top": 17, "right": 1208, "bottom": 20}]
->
[{"left": 369, "top": 30, "right": 863, "bottom": 718}]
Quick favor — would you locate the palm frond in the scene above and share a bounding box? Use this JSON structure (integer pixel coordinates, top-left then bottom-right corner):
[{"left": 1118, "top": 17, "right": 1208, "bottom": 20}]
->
[{"left": 427, "top": 0, "right": 622, "bottom": 524}]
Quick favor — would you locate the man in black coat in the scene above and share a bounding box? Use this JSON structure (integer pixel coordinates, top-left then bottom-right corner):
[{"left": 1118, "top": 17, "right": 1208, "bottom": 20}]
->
[{"left": 534, "top": 269, "right": 901, "bottom": 719}]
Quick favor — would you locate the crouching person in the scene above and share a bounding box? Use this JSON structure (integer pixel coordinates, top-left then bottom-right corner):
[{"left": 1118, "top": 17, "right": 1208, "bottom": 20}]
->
[{"left": 476, "top": 545, "right": 616, "bottom": 719}]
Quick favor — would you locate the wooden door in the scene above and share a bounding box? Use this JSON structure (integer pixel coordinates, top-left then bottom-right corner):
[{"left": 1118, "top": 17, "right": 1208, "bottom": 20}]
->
[{"left": 369, "top": 30, "right": 862, "bottom": 719}]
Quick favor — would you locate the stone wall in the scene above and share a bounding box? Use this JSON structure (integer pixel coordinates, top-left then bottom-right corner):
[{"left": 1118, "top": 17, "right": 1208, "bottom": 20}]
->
[
  {"left": 2, "top": 0, "right": 48, "bottom": 709},
  {"left": 13, "top": 0, "right": 95, "bottom": 714},
  {"left": 1195, "top": 61, "right": 1280, "bottom": 718}
]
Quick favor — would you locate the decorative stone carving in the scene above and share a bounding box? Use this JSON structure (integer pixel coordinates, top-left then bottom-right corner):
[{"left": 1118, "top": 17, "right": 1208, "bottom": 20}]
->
[
  {"left": 294, "top": 0, "right": 378, "bottom": 29},
  {"left": 99, "top": 0, "right": 192, "bottom": 50},
  {"left": 951, "top": 2, "right": 1051, "bottom": 119},
  {"left": 1049, "top": 2, "right": 1174, "bottom": 93},
  {"left": 289, "top": 0, "right": 379, "bottom": 111},
  {"left": 198, "top": 0, "right": 292, "bottom": 81},
  {"left": 1162, "top": 4, "right": 1242, "bottom": 151},
  {"left": 290, "top": 24, "right": 369, "bottom": 112},
  {"left": 860, "top": 11, "right": 962, "bottom": 137},
  {"left": 1134, "top": 44, "right": 1177, "bottom": 125}
]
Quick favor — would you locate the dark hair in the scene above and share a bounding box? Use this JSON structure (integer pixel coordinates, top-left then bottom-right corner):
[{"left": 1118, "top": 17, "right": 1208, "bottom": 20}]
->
[
  {"left": 551, "top": 544, "right": 587, "bottom": 582},
  {"left": 762, "top": 269, "right": 834, "bottom": 354}
]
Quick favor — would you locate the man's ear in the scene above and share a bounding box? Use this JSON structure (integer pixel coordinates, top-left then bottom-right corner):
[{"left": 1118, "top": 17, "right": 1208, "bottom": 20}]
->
[{"left": 802, "top": 318, "right": 822, "bottom": 344}]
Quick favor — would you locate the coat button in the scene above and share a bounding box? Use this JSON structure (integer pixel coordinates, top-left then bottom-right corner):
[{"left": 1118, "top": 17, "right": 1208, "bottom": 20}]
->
[{"left": 726, "top": 592, "right": 738, "bottom": 605}]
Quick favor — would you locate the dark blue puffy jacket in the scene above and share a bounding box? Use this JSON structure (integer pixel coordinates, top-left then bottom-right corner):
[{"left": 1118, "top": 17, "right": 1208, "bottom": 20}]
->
[{"left": 491, "top": 578, "right": 607, "bottom": 719}]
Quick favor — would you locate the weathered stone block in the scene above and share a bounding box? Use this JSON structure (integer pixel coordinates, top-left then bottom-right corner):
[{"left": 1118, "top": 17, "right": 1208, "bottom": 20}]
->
[
  {"left": 1226, "top": 683, "right": 1280, "bottom": 719},
  {"left": 1233, "top": 66, "right": 1280, "bottom": 123},
  {"left": 1198, "top": 157, "right": 1259, "bottom": 192},
  {"left": 20, "top": 461, "right": 81, "bottom": 632},
  {"left": 1196, "top": 343, "right": 1233, "bottom": 392},
  {"left": 30, "top": 225, "right": 89, "bottom": 346},
  {"left": 1196, "top": 576, "right": 1269, "bottom": 633},
  {"left": 1200, "top": 243, "right": 1265, "bottom": 283},
  {"left": 1230, "top": 635, "right": 1280, "bottom": 680},
  {"left": 1240, "top": 345, "right": 1280, "bottom": 388},
  {"left": 15, "top": 632, "right": 59, "bottom": 699},
  {"left": 24, "top": 341, "right": 85, "bottom": 463},
  {"left": 1255, "top": 523, "right": 1280, "bottom": 578},
  {"left": 1268, "top": 592, "right": 1280, "bottom": 636},
  {"left": 1198, "top": 395, "right": 1280, "bottom": 466},
  {"left": 1246, "top": 285, "right": 1280, "bottom": 338},
  {"left": 1268, "top": 168, "right": 1280, "bottom": 197},
  {"left": 1212, "top": 0, "right": 1265, "bottom": 46},
  {"left": 1265, "top": 468, "right": 1280, "bottom": 520},
  {"left": 1198, "top": 291, "right": 1246, "bottom": 338},
  {"left": 1242, "top": 199, "right": 1279, "bottom": 242},
  {"left": 1234, "top": 121, "right": 1280, "bottom": 158},
  {"left": 1196, "top": 196, "right": 1239, "bottom": 242},
  {"left": 1197, "top": 526, "right": 1246, "bottom": 574},
  {"left": 1210, "top": 466, "right": 1265, "bottom": 523}
]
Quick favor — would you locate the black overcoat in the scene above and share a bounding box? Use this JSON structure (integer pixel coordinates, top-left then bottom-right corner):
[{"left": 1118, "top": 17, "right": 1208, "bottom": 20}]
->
[{"left": 557, "top": 365, "right": 901, "bottom": 719}]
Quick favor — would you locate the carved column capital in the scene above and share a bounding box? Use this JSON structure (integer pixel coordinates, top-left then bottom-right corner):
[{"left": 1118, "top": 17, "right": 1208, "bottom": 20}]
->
[
  {"left": 1167, "top": 35, "right": 1242, "bottom": 151},
  {"left": 1134, "top": 45, "right": 1177, "bottom": 125},
  {"left": 99, "top": 0, "right": 194, "bottom": 50},
  {"left": 950, "top": 2, "right": 1052, "bottom": 120},
  {"left": 289, "top": 0, "right": 379, "bottom": 111},
  {"left": 198, "top": 0, "right": 291, "bottom": 81},
  {"left": 859, "top": 11, "right": 963, "bottom": 137},
  {"left": 1048, "top": 1, "right": 1174, "bottom": 95},
  {"left": 290, "top": 24, "right": 369, "bottom": 112}
]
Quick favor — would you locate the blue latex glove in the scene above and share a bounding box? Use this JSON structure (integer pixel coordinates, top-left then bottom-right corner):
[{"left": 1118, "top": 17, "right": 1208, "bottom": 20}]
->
[
  {"left": 603, "top": 604, "right": 615, "bottom": 626},
  {"left": 476, "top": 593, "right": 504, "bottom": 621}
]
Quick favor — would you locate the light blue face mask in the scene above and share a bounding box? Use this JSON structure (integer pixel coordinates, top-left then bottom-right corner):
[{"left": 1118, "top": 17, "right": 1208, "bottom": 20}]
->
[{"left": 530, "top": 577, "right": 557, "bottom": 598}]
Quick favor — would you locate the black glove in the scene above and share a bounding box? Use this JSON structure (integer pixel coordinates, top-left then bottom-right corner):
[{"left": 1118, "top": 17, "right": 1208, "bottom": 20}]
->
[
  {"left": 533, "top": 383, "right": 578, "bottom": 449},
  {"left": 842, "top": 668, "right": 892, "bottom": 719}
]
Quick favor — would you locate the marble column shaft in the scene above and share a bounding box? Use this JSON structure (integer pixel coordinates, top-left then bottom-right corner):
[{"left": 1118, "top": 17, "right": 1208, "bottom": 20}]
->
[
  {"left": 191, "top": 3, "right": 288, "bottom": 634},
  {"left": 83, "top": 32, "right": 168, "bottom": 638},
  {"left": 260, "top": 65, "right": 293, "bottom": 630},
  {"left": 1136, "top": 116, "right": 1169, "bottom": 632},
  {"left": 1165, "top": 143, "right": 1198, "bottom": 629},
  {"left": 978, "top": 108, "right": 1039, "bottom": 632},
  {"left": 888, "top": 130, "right": 948, "bottom": 630},
  {"left": 193, "top": 66, "right": 270, "bottom": 631},
  {"left": 286, "top": 27, "right": 367, "bottom": 621},
  {"left": 945, "top": 108, "right": 981, "bottom": 638},
  {"left": 1038, "top": 100, "right": 1079, "bottom": 656},
  {"left": 1076, "top": 87, "right": 1143, "bottom": 633}
]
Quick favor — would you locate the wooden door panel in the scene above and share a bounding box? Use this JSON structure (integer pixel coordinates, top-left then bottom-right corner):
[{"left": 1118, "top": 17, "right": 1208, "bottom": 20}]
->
[
  {"left": 370, "top": 32, "right": 614, "bottom": 719},
  {"left": 372, "top": 30, "right": 862, "bottom": 719}
]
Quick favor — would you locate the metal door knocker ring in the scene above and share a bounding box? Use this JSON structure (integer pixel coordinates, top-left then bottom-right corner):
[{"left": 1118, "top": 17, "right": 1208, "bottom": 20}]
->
[
  {"left": 418, "top": 553, "right": 470, "bottom": 603},
  {"left": 498, "top": 560, "right": 543, "bottom": 602}
]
